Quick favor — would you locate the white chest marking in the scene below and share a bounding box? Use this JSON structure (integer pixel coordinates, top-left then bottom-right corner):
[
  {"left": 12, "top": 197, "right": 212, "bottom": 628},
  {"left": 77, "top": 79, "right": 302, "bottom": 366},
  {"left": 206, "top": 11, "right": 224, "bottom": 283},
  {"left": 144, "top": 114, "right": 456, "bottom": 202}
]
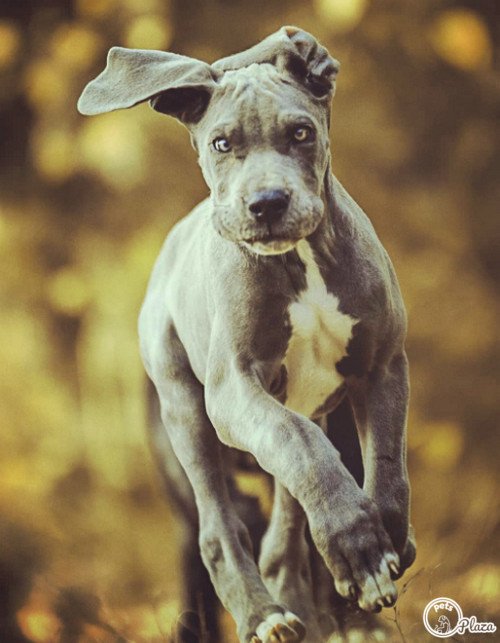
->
[{"left": 283, "top": 240, "right": 357, "bottom": 418}]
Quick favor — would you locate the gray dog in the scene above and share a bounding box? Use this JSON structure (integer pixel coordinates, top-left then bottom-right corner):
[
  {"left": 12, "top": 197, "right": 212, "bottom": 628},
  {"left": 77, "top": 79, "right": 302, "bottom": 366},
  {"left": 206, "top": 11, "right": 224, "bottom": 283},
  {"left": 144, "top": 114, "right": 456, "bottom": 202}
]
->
[{"left": 78, "top": 27, "right": 416, "bottom": 643}]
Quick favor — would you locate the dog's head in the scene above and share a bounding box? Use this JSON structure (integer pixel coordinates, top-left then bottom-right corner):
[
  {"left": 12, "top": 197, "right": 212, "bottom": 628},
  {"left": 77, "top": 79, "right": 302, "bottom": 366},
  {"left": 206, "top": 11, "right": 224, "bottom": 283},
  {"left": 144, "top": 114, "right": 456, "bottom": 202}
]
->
[{"left": 78, "top": 27, "right": 339, "bottom": 255}]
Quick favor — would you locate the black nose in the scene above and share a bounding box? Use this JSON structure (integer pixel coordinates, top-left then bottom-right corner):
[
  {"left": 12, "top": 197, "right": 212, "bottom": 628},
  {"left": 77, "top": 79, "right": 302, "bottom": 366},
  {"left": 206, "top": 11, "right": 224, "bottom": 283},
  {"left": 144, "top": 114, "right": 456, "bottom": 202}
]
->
[{"left": 248, "top": 189, "right": 290, "bottom": 223}]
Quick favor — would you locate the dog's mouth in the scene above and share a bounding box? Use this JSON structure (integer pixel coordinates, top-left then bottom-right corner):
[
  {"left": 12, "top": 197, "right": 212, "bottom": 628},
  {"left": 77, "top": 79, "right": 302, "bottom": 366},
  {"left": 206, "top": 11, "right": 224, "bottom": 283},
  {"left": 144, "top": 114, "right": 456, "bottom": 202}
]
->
[{"left": 241, "top": 235, "right": 298, "bottom": 256}]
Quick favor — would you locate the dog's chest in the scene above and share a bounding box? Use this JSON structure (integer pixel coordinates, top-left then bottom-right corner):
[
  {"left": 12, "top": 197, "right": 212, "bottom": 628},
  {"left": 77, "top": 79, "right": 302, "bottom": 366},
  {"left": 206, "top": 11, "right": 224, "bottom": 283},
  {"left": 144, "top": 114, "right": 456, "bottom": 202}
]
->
[{"left": 283, "top": 241, "right": 356, "bottom": 418}]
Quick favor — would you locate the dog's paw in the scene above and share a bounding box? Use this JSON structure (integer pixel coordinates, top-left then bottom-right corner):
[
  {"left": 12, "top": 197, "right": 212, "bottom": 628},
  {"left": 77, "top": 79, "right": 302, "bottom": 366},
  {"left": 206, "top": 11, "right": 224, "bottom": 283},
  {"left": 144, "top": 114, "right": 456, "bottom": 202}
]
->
[
  {"left": 311, "top": 499, "right": 399, "bottom": 613},
  {"left": 250, "top": 611, "right": 306, "bottom": 643},
  {"left": 335, "top": 552, "right": 399, "bottom": 612}
]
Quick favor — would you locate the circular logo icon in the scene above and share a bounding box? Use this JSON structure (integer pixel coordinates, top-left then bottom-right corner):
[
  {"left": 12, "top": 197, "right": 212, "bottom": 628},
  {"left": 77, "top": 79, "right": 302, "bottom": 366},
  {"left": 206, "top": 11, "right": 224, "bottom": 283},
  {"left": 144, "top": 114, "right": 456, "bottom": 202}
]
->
[{"left": 423, "top": 597, "right": 463, "bottom": 638}]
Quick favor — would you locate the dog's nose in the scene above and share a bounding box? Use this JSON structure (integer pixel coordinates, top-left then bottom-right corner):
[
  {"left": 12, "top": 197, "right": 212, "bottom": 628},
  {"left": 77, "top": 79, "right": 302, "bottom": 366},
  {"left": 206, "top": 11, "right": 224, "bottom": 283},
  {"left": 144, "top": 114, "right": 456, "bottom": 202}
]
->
[{"left": 248, "top": 189, "right": 290, "bottom": 223}]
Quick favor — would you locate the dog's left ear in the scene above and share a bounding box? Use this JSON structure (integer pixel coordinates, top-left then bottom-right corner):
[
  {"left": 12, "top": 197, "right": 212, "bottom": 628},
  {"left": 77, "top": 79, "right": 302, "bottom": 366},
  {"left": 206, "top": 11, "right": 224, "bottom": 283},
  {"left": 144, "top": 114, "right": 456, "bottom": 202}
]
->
[
  {"left": 282, "top": 27, "right": 340, "bottom": 99},
  {"left": 213, "top": 26, "right": 339, "bottom": 100},
  {"left": 77, "top": 47, "right": 219, "bottom": 123}
]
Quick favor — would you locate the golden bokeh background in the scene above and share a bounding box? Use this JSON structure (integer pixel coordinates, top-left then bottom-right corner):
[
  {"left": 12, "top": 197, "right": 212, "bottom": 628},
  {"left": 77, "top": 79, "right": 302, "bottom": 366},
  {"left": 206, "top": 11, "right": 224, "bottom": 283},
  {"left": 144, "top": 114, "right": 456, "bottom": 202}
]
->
[{"left": 1, "top": 0, "right": 499, "bottom": 641}]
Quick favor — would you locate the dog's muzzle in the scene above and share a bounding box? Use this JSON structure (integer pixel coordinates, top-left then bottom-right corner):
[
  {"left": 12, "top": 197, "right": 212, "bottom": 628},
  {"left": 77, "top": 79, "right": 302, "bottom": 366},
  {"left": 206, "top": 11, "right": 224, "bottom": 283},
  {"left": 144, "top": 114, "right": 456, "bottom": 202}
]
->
[{"left": 243, "top": 188, "right": 296, "bottom": 255}]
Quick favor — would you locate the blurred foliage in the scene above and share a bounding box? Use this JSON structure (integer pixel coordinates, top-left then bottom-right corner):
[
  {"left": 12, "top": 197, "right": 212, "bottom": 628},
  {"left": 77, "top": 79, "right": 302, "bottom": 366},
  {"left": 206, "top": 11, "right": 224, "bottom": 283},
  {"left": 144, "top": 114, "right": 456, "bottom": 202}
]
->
[{"left": 0, "top": 0, "right": 499, "bottom": 641}]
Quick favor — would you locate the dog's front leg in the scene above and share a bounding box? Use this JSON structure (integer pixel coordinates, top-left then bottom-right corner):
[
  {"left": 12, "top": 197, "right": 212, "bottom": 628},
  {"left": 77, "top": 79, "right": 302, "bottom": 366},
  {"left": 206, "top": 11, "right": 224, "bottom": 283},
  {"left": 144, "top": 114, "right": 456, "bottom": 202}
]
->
[
  {"left": 206, "top": 365, "right": 399, "bottom": 613},
  {"left": 152, "top": 323, "right": 306, "bottom": 643},
  {"left": 349, "top": 351, "right": 416, "bottom": 576}
]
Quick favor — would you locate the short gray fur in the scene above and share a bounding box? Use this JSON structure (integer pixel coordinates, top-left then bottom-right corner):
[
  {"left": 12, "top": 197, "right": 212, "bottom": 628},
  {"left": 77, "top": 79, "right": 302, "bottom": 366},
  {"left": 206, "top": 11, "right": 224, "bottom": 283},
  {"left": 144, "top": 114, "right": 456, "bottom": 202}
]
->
[{"left": 78, "top": 26, "right": 416, "bottom": 643}]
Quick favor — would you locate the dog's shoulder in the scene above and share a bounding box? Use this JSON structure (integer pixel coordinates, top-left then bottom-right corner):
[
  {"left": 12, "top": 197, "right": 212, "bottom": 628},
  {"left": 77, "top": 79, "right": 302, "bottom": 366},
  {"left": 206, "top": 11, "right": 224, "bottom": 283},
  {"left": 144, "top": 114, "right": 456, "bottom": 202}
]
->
[{"left": 326, "top": 176, "right": 407, "bottom": 347}]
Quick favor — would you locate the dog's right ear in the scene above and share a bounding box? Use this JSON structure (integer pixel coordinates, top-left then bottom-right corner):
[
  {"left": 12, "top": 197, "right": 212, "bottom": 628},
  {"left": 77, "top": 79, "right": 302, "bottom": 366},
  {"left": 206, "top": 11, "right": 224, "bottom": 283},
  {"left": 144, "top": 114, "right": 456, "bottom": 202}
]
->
[{"left": 77, "top": 47, "right": 219, "bottom": 124}]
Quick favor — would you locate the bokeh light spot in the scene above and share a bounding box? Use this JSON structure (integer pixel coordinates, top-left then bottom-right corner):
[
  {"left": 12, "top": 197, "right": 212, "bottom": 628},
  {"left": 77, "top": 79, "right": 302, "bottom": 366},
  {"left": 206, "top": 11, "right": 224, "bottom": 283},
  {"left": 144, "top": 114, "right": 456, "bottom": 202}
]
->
[
  {"left": 0, "top": 21, "right": 21, "bottom": 68},
  {"left": 465, "top": 565, "right": 500, "bottom": 602},
  {"left": 419, "top": 421, "right": 464, "bottom": 471},
  {"left": 17, "top": 607, "right": 60, "bottom": 643},
  {"left": 125, "top": 15, "right": 173, "bottom": 50},
  {"left": 47, "top": 267, "right": 91, "bottom": 315},
  {"left": 25, "top": 60, "right": 65, "bottom": 109},
  {"left": 124, "top": 0, "right": 162, "bottom": 12},
  {"left": 33, "top": 129, "right": 76, "bottom": 182},
  {"left": 76, "top": 0, "right": 116, "bottom": 19},
  {"left": 313, "top": 0, "right": 368, "bottom": 33},
  {"left": 429, "top": 9, "right": 492, "bottom": 70},
  {"left": 51, "top": 24, "right": 102, "bottom": 70},
  {"left": 79, "top": 114, "right": 146, "bottom": 188}
]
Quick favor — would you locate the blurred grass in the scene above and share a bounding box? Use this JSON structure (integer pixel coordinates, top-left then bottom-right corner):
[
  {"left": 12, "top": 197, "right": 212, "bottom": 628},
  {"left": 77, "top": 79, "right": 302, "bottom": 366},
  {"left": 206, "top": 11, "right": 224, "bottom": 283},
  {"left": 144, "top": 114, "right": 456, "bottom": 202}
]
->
[{"left": 0, "top": 0, "right": 499, "bottom": 641}]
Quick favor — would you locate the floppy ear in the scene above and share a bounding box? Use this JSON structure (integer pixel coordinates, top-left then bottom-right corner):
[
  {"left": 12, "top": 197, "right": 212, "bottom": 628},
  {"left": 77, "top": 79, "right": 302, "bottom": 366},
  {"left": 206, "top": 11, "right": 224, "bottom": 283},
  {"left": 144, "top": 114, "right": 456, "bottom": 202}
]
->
[
  {"left": 77, "top": 47, "right": 219, "bottom": 123},
  {"left": 283, "top": 27, "right": 340, "bottom": 98},
  {"left": 213, "top": 26, "right": 339, "bottom": 99}
]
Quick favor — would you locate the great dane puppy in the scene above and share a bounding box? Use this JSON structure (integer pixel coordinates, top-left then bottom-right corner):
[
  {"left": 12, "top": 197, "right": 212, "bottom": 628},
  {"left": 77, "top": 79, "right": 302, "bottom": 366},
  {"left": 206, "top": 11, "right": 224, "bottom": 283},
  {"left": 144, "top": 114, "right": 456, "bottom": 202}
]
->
[{"left": 78, "top": 27, "right": 416, "bottom": 643}]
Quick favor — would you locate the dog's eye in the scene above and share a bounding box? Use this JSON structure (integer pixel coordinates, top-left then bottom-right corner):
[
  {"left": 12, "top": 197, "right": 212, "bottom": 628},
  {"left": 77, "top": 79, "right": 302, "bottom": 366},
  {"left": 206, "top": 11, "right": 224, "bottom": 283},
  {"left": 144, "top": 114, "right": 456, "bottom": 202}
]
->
[
  {"left": 213, "top": 137, "right": 232, "bottom": 153},
  {"left": 292, "top": 126, "right": 314, "bottom": 143}
]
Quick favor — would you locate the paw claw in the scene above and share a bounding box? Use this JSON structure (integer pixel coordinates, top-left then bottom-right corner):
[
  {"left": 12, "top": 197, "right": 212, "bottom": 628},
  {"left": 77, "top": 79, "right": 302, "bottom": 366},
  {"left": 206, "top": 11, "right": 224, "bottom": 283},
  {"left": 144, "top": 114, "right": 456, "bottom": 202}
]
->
[
  {"left": 274, "top": 623, "right": 294, "bottom": 641},
  {"left": 285, "top": 612, "right": 306, "bottom": 639},
  {"left": 354, "top": 557, "right": 398, "bottom": 612},
  {"left": 389, "top": 561, "right": 400, "bottom": 577},
  {"left": 383, "top": 594, "right": 396, "bottom": 607}
]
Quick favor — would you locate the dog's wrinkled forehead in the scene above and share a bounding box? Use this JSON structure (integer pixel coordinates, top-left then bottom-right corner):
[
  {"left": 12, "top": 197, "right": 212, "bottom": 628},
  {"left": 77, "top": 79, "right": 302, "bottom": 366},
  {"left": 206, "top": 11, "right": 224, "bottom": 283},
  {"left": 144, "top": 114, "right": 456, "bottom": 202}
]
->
[
  {"left": 211, "top": 63, "right": 300, "bottom": 117},
  {"left": 198, "top": 62, "right": 326, "bottom": 138},
  {"left": 219, "top": 63, "right": 284, "bottom": 91}
]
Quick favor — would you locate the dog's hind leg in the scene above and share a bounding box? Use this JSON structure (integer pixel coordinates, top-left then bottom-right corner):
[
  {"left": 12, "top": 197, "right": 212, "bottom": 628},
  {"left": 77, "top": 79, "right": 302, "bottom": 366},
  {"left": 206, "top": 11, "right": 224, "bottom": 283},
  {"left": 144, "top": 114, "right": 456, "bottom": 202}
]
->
[
  {"left": 177, "top": 528, "right": 220, "bottom": 643},
  {"left": 326, "top": 399, "right": 363, "bottom": 489},
  {"left": 258, "top": 482, "right": 323, "bottom": 641},
  {"left": 226, "top": 472, "right": 268, "bottom": 560}
]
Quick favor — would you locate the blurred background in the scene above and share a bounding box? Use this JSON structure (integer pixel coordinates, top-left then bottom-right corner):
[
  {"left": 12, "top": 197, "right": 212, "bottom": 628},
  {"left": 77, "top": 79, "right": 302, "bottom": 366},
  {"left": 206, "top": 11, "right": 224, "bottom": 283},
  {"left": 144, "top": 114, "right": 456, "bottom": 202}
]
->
[{"left": 1, "top": 0, "right": 499, "bottom": 641}]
